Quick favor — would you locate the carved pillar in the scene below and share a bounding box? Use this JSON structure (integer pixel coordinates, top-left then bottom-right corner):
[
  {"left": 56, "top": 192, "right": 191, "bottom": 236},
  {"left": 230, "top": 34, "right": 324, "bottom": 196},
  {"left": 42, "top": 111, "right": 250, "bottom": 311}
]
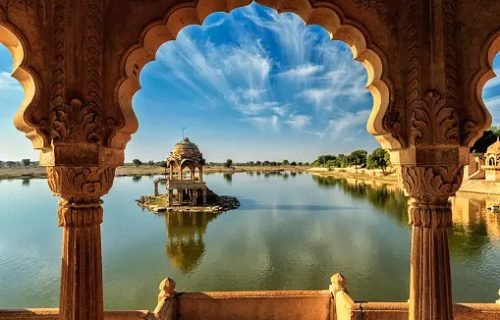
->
[
  {"left": 199, "top": 167, "right": 203, "bottom": 182},
  {"left": 167, "top": 189, "right": 173, "bottom": 205},
  {"left": 193, "top": 190, "right": 198, "bottom": 205},
  {"left": 47, "top": 166, "right": 115, "bottom": 320},
  {"left": 398, "top": 164, "right": 463, "bottom": 320},
  {"left": 154, "top": 180, "right": 159, "bottom": 196},
  {"left": 202, "top": 189, "right": 207, "bottom": 205},
  {"left": 178, "top": 189, "right": 183, "bottom": 204}
]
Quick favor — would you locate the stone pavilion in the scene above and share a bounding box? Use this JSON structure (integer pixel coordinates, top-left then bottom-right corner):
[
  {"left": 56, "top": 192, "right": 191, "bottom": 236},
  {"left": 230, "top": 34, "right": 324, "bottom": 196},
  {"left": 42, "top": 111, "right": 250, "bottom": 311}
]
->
[{"left": 154, "top": 138, "right": 207, "bottom": 206}]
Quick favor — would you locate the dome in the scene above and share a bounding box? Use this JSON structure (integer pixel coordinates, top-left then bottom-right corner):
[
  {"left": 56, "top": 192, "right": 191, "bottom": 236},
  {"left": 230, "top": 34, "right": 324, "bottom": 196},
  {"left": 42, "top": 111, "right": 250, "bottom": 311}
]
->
[
  {"left": 167, "top": 137, "right": 204, "bottom": 164},
  {"left": 486, "top": 137, "right": 500, "bottom": 154}
]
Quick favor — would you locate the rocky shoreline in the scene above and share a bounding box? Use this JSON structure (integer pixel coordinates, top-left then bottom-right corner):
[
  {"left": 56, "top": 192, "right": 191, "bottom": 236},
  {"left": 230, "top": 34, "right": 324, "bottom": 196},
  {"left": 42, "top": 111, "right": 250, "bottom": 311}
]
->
[{"left": 136, "top": 194, "right": 240, "bottom": 214}]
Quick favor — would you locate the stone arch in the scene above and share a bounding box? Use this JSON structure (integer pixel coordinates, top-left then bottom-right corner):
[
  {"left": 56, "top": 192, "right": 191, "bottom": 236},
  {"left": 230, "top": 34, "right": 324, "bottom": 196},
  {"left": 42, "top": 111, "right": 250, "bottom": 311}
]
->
[
  {"left": 468, "top": 30, "right": 500, "bottom": 147},
  {"left": 115, "top": 0, "right": 401, "bottom": 151},
  {"left": 0, "top": 21, "right": 46, "bottom": 150},
  {"left": 488, "top": 156, "right": 495, "bottom": 166}
]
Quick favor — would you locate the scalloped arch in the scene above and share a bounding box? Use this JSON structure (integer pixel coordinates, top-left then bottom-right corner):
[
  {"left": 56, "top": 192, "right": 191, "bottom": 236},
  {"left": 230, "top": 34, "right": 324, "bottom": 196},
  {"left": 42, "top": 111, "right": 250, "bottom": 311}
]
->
[
  {"left": 115, "top": 0, "right": 400, "bottom": 150},
  {"left": 0, "top": 21, "right": 47, "bottom": 151},
  {"left": 468, "top": 30, "right": 500, "bottom": 148}
]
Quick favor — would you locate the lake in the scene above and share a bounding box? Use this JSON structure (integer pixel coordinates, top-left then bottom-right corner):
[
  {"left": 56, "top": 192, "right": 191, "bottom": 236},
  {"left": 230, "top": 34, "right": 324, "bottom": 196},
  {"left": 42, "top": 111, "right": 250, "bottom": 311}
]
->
[{"left": 0, "top": 172, "right": 499, "bottom": 310}]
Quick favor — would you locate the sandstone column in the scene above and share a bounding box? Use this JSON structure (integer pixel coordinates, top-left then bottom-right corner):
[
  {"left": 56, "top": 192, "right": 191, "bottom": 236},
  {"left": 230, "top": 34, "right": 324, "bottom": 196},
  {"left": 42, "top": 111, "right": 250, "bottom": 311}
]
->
[
  {"left": 397, "top": 164, "right": 463, "bottom": 320},
  {"left": 47, "top": 166, "right": 115, "bottom": 320}
]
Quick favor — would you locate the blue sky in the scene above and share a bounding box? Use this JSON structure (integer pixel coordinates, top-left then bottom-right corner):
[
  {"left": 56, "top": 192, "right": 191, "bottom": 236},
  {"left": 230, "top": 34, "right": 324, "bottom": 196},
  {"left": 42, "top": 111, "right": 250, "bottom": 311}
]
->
[{"left": 1, "top": 3, "right": 500, "bottom": 162}]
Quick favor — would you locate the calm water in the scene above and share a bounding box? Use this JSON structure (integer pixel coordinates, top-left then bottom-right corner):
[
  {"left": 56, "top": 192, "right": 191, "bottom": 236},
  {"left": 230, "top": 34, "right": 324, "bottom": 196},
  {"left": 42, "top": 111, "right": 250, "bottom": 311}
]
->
[{"left": 0, "top": 173, "right": 499, "bottom": 309}]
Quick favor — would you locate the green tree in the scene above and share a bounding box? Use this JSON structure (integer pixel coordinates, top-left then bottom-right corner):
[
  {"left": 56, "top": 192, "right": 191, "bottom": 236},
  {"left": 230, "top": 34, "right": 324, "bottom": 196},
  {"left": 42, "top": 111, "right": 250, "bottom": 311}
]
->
[
  {"left": 348, "top": 150, "right": 368, "bottom": 168},
  {"left": 224, "top": 159, "right": 233, "bottom": 168},
  {"left": 367, "top": 148, "right": 390, "bottom": 172},
  {"left": 312, "top": 154, "right": 336, "bottom": 167},
  {"left": 21, "top": 159, "right": 31, "bottom": 167},
  {"left": 282, "top": 160, "right": 289, "bottom": 166},
  {"left": 256, "top": 161, "right": 262, "bottom": 166},
  {"left": 132, "top": 159, "right": 142, "bottom": 167},
  {"left": 290, "top": 161, "right": 297, "bottom": 166},
  {"left": 470, "top": 126, "right": 500, "bottom": 153},
  {"left": 335, "top": 154, "right": 349, "bottom": 168}
]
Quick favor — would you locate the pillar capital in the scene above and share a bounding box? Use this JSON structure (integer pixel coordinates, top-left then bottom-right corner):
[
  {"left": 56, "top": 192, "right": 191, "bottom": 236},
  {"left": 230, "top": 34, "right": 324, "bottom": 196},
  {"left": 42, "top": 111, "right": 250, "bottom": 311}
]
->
[
  {"left": 397, "top": 164, "right": 463, "bottom": 204},
  {"left": 46, "top": 166, "right": 116, "bottom": 203}
]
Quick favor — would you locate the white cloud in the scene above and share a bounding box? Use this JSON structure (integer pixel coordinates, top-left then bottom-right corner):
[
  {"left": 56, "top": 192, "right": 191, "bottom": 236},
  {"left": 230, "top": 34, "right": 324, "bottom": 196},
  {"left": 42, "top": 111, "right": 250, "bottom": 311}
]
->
[
  {"left": 285, "top": 114, "right": 311, "bottom": 129},
  {"left": 271, "top": 106, "right": 288, "bottom": 117},
  {"left": 246, "top": 115, "right": 280, "bottom": 130},
  {"left": 241, "top": 88, "right": 266, "bottom": 100},
  {"left": 301, "top": 88, "right": 334, "bottom": 109},
  {"left": 326, "top": 110, "right": 371, "bottom": 138},
  {"left": 484, "top": 95, "right": 500, "bottom": 118},
  {"left": 279, "top": 64, "right": 323, "bottom": 78},
  {"left": 0, "top": 71, "right": 22, "bottom": 92}
]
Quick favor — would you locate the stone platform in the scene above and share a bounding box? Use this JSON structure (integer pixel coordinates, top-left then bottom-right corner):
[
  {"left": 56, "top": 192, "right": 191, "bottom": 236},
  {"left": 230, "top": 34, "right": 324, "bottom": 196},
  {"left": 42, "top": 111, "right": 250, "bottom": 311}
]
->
[{"left": 136, "top": 194, "right": 239, "bottom": 213}]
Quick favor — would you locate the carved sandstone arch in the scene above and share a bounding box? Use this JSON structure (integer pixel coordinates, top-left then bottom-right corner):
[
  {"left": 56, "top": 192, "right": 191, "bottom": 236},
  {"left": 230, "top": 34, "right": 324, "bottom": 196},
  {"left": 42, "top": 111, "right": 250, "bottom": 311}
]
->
[
  {"left": 467, "top": 30, "right": 500, "bottom": 147},
  {"left": 0, "top": 22, "right": 47, "bottom": 150},
  {"left": 115, "top": 0, "right": 402, "bottom": 152}
]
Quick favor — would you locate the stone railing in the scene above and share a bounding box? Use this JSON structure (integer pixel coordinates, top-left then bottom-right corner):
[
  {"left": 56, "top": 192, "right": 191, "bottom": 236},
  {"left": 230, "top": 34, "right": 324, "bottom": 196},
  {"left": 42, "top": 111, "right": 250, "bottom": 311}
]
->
[{"left": 1, "top": 275, "right": 498, "bottom": 320}]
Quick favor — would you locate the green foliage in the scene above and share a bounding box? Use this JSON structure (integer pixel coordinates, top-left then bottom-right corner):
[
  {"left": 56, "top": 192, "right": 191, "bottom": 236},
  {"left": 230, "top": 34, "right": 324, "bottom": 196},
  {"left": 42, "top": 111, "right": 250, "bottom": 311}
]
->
[
  {"left": 282, "top": 159, "right": 289, "bottom": 165},
  {"left": 132, "top": 159, "right": 143, "bottom": 167},
  {"left": 367, "top": 148, "right": 390, "bottom": 172},
  {"left": 158, "top": 161, "right": 167, "bottom": 168},
  {"left": 21, "top": 159, "right": 31, "bottom": 167},
  {"left": 224, "top": 159, "right": 233, "bottom": 168},
  {"left": 471, "top": 126, "right": 500, "bottom": 153},
  {"left": 348, "top": 150, "right": 367, "bottom": 168},
  {"left": 312, "top": 154, "right": 337, "bottom": 167}
]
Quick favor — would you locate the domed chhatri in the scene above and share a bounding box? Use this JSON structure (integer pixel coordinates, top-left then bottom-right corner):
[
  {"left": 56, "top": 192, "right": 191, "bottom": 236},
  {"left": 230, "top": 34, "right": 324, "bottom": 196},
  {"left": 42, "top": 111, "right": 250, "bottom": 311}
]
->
[
  {"left": 168, "top": 138, "right": 204, "bottom": 164},
  {"left": 140, "top": 137, "right": 239, "bottom": 213},
  {"left": 163, "top": 137, "right": 207, "bottom": 206}
]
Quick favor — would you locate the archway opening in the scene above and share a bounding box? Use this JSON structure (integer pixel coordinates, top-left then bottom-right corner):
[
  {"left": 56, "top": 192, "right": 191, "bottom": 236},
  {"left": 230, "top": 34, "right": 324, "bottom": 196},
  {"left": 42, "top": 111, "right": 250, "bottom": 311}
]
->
[{"left": 115, "top": 1, "right": 414, "bottom": 305}]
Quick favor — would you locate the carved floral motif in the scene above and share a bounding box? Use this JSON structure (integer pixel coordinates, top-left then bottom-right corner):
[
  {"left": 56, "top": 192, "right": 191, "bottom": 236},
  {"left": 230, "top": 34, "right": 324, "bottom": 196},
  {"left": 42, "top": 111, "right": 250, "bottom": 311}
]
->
[
  {"left": 399, "top": 165, "right": 463, "bottom": 202},
  {"left": 46, "top": 166, "right": 115, "bottom": 202},
  {"left": 411, "top": 91, "right": 459, "bottom": 145},
  {"left": 52, "top": 98, "right": 103, "bottom": 143}
]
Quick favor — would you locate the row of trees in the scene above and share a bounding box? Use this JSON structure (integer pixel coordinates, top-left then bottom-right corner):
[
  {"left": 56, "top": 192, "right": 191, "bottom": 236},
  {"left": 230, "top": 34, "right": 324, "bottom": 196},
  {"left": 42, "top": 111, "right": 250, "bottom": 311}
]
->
[
  {"left": 312, "top": 148, "right": 391, "bottom": 172},
  {"left": 0, "top": 159, "right": 38, "bottom": 168},
  {"left": 221, "top": 160, "right": 309, "bottom": 168},
  {"left": 128, "top": 159, "right": 309, "bottom": 168}
]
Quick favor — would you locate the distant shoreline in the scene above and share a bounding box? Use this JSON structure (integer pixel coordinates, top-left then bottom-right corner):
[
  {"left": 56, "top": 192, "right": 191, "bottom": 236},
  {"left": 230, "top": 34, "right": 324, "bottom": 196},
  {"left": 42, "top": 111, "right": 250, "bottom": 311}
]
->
[
  {"left": 0, "top": 165, "right": 311, "bottom": 180},
  {"left": 307, "top": 167, "right": 399, "bottom": 185}
]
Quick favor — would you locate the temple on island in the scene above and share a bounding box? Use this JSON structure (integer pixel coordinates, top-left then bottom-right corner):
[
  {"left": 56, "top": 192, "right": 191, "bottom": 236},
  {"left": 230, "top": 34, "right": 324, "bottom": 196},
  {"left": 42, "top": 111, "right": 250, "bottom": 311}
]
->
[{"left": 154, "top": 138, "right": 208, "bottom": 206}]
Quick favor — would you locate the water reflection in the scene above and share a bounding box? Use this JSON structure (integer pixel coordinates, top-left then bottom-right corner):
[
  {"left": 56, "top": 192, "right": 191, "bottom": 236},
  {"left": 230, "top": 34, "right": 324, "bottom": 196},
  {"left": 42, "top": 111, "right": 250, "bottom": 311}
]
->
[
  {"left": 132, "top": 175, "right": 142, "bottom": 182},
  {"left": 312, "top": 175, "right": 408, "bottom": 225},
  {"left": 164, "top": 211, "right": 224, "bottom": 273},
  {"left": 311, "top": 175, "right": 500, "bottom": 254},
  {"left": 223, "top": 173, "right": 233, "bottom": 184}
]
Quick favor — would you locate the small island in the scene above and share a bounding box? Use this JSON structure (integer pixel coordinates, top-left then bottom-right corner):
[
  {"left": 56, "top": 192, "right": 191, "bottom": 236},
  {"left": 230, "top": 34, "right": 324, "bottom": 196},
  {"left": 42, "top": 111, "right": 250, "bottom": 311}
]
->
[{"left": 137, "top": 137, "right": 239, "bottom": 213}]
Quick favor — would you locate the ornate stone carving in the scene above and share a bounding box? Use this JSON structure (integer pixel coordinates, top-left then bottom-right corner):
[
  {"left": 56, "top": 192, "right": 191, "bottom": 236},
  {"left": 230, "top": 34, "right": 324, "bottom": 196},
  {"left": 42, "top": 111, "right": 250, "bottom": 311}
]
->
[
  {"left": 51, "top": 98, "right": 103, "bottom": 144},
  {"left": 154, "top": 278, "right": 177, "bottom": 320},
  {"left": 46, "top": 166, "right": 115, "bottom": 202},
  {"left": 50, "top": 0, "right": 65, "bottom": 112},
  {"left": 399, "top": 165, "right": 463, "bottom": 203},
  {"left": 58, "top": 200, "right": 103, "bottom": 227},
  {"left": 410, "top": 91, "right": 459, "bottom": 145},
  {"left": 86, "top": 0, "right": 103, "bottom": 109},
  {"left": 398, "top": 164, "right": 461, "bottom": 320}
]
